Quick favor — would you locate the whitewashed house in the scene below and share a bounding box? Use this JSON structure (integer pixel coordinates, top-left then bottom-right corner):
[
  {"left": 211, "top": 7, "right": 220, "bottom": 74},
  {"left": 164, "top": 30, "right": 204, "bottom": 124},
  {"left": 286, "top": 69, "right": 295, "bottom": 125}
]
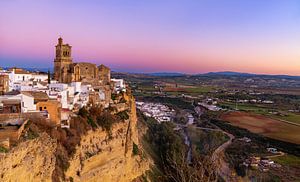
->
[
  {"left": 8, "top": 68, "right": 48, "bottom": 91},
  {"left": 111, "top": 79, "right": 126, "bottom": 93},
  {"left": 31, "top": 73, "right": 48, "bottom": 82},
  {"left": 48, "top": 83, "right": 69, "bottom": 109},
  {"left": 20, "top": 93, "right": 36, "bottom": 112},
  {"left": 71, "top": 82, "right": 82, "bottom": 93}
]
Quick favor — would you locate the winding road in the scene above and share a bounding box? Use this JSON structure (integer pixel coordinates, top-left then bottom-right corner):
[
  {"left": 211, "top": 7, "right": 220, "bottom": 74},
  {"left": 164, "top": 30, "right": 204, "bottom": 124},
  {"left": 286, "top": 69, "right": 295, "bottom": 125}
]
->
[{"left": 211, "top": 130, "right": 239, "bottom": 182}]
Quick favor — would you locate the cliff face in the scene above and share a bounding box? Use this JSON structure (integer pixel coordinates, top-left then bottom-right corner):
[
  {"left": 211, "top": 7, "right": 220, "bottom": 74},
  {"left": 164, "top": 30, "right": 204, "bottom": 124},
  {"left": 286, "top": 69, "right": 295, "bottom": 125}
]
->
[
  {"left": 0, "top": 95, "right": 150, "bottom": 182},
  {"left": 0, "top": 133, "right": 57, "bottom": 182}
]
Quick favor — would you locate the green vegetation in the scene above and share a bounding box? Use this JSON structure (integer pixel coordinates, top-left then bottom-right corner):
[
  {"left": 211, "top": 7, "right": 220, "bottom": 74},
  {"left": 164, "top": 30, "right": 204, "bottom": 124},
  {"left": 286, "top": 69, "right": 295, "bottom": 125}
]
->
[
  {"left": 225, "top": 140, "right": 267, "bottom": 177},
  {"left": 111, "top": 93, "right": 117, "bottom": 100},
  {"left": 219, "top": 101, "right": 300, "bottom": 125},
  {"left": 221, "top": 111, "right": 300, "bottom": 144},
  {"left": 87, "top": 117, "right": 97, "bottom": 128},
  {"left": 69, "top": 177, "right": 74, "bottom": 182},
  {"left": 117, "top": 110, "right": 129, "bottom": 120},
  {"left": 118, "top": 71, "right": 300, "bottom": 181},
  {"left": 96, "top": 111, "right": 117, "bottom": 135},
  {"left": 211, "top": 119, "right": 300, "bottom": 156},
  {"left": 27, "top": 128, "right": 39, "bottom": 140},
  {"left": 84, "top": 151, "right": 95, "bottom": 159},
  {"left": 187, "top": 126, "right": 229, "bottom": 155},
  {"left": 0, "top": 146, "right": 8, "bottom": 153},
  {"left": 78, "top": 107, "right": 88, "bottom": 118},
  {"left": 218, "top": 101, "right": 269, "bottom": 113},
  {"left": 132, "top": 142, "right": 139, "bottom": 156},
  {"left": 273, "top": 154, "right": 300, "bottom": 167},
  {"left": 138, "top": 111, "right": 217, "bottom": 181},
  {"left": 272, "top": 113, "right": 300, "bottom": 125},
  {"left": 78, "top": 106, "right": 119, "bottom": 135},
  {"left": 139, "top": 85, "right": 158, "bottom": 91},
  {"left": 57, "top": 154, "right": 70, "bottom": 172},
  {"left": 184, "top": 86, "right": 214, "bottom": 93}
]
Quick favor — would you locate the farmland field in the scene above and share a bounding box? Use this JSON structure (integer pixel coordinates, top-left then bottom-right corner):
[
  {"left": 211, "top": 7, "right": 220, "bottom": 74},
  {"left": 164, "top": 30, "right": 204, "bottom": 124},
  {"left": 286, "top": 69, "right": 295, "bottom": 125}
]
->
[
  {"left": 271, "top": 113, "right": 300, "bottom": 125},
  {"left": 220, "top": 111, "right": 300, "bottom": 144},
  {"left": 163, "top": 86, "right": 214, "bottom": 94},
  {"left": 218, "top": 102, "right": 269, "bottom": 113}
]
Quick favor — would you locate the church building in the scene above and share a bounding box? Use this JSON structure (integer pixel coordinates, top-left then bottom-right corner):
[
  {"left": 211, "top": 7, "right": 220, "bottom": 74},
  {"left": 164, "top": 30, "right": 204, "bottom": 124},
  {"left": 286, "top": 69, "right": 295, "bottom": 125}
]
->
[{"left": 53, "top": 37, "right": 110, "bottom": 84}]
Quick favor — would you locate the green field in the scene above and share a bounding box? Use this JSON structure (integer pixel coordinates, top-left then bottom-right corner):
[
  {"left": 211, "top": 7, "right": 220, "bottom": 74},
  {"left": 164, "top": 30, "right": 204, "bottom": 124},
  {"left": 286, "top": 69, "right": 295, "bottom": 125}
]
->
[
  {"left": 219, "top": 102, "right": 300, "bottom": 125},
  {"left": 273, "top": 154, "right": 300, "bottom": 167},
  {"left": 221, "top": 111, "right": 300, "bottom": 144},
  {"left": 271, "top": 113, "right": 300, "bottom": 125},
  {"left": 218, "top": 101, "right": 269, "bottom": 112},
  {"left": 184, "top": 86, "right": 214, "bottom": 93}
]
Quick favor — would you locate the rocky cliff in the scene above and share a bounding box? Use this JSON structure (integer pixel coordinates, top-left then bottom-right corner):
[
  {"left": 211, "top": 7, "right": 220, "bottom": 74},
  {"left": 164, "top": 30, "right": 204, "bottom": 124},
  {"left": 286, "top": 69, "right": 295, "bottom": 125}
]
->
[
  {"left": 0, "top": 132, "right": 57, "bottom": 181},
  {"left": 0, "top": 95, "right": 150, "bottom": 182}
]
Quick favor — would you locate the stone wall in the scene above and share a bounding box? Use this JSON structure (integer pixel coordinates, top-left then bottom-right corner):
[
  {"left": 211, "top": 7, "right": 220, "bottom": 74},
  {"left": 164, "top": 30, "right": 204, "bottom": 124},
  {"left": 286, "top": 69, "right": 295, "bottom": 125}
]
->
[
  {"left": 98, "top": 64, "right": 111, "bottom": 84},
  {"left": 0, "top": 112, "right": 43, "bottom": 123},
  {"left": 0, "top": 119, "right": 29, "bottom": 145},
  {"left": 73, "top": 63, "right": 98, "bottom": 82},
  {"left": 0, "top": 75, "right": 9, "bottom": 95}
]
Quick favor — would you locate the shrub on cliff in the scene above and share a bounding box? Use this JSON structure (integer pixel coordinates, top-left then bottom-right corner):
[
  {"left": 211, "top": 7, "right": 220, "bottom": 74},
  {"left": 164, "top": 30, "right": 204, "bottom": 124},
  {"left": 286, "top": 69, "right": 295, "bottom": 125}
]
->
[
  {"left": 132, "top": 142, "right": 139, "bottom": 156},
  {"left": 96, "top": 111, "right": 117, "bottom": 135},
  {"left": 117, "top": 110, "right": 129, "bottom": 120},
  {"left": 87, "top": 117, "right": 97, "bottom": 128},
  {"left": 0, "top": 146, "right": 8, "bottom": 153},
  {"left": 78, "top": 107, "right": 88, "bottom": 118}
]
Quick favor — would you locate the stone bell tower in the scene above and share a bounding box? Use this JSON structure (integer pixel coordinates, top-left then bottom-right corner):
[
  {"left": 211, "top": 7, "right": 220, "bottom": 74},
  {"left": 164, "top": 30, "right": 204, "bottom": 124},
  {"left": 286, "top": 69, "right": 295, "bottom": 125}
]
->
[{"left": 54, "top": 37, "right": 73, "bottom": 82}]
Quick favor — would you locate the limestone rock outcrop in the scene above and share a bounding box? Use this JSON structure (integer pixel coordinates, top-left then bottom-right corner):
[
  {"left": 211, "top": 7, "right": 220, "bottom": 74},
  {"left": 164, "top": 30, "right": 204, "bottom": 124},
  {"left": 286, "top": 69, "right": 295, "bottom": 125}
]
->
[
  {"left": 66, "top": 96, "right": 149, "bottom": 181},
  {"left": 0, "top": 95, "right": 150, "bottom": 182},
  {"left": 0, "top": 133, "right": 57, "bottom": 182}
]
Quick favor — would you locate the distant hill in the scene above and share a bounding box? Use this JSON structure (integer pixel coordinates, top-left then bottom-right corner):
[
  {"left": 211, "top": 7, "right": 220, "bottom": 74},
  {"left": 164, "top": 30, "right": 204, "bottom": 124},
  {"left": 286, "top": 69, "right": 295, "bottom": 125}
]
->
[
  {"left": 201, "top": 71, "right": 300, "bottom": 79},
  {"left": 203, "top": 71, "right": 255, "bottom": 76},
  {"left": 147, "top": 72, "right": 186, "bottom": 77}
]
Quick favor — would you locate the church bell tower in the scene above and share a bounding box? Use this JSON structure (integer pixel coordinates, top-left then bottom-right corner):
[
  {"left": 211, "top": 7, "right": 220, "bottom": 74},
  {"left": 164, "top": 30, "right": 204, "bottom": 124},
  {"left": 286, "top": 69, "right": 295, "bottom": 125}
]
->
[{"left": 54, "top": 37, "right": 73, "bottom": 82}]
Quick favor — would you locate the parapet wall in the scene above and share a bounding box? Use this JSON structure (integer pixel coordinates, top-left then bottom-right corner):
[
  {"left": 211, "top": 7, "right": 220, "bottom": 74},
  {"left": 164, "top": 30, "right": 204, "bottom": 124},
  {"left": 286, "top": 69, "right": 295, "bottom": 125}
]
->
[{"left": 0, "top": 112, "right": 43, "bottom": 123}]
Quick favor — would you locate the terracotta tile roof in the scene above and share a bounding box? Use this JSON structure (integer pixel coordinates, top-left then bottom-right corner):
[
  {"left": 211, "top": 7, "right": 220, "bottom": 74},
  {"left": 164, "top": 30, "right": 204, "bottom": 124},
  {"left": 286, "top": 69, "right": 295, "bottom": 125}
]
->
[
  {"left": 21, "top": 91, "right": 49, "bottom": 100},
  {"left": 1, "top": 99, "right": 21, "bottom": 105},
  {"left": 8, "top": 68, "right": 31, "bottom": 74}
]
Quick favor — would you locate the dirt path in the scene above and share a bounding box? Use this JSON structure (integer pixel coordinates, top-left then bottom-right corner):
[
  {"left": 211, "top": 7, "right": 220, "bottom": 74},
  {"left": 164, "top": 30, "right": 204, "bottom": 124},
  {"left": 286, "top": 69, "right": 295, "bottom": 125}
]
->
[
  {"left": 194, "top": 125, "right": 241, "bottom": 182},
  {"left": 266, "top": 151, "right": 285, "bottom": 158},
  {"left": 211, "top": 131, "right": 241, "bottom": 182}
]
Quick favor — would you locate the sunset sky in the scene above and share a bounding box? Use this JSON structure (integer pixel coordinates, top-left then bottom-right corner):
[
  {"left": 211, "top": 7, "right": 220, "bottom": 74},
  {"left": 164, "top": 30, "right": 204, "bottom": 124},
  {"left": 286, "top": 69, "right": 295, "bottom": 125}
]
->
[{"left": 1, "top": 0, "right": 300, "bottom": 75}]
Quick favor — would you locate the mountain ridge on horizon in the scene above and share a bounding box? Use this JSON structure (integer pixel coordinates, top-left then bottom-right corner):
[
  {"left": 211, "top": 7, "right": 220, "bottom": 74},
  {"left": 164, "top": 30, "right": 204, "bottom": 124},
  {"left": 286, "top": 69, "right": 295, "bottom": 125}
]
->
[
  {"left": 147, "top": 71, "right": 300, "bottom": 78},
  {"left": 1, "top": 66, "right": 300, "bottom": 78}
]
